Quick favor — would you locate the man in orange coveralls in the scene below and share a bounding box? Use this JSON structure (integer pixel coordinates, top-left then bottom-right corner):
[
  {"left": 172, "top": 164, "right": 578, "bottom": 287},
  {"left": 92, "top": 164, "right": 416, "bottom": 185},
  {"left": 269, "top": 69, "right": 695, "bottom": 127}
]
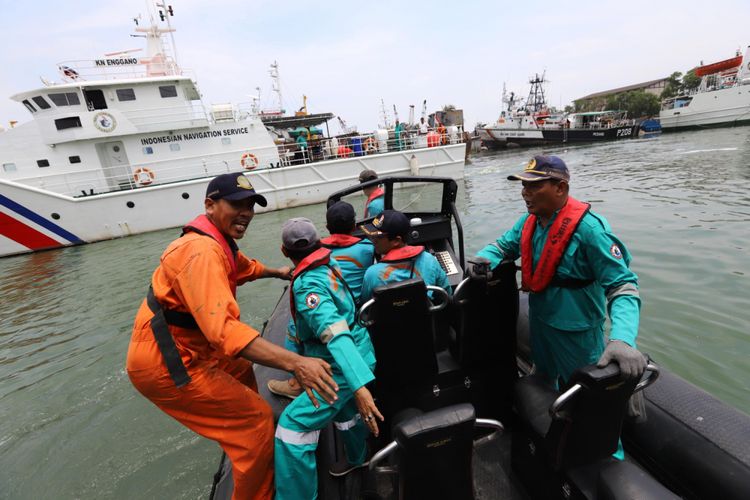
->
[{"left": 126, "top": 172, "right": 339, "bottom": 500}]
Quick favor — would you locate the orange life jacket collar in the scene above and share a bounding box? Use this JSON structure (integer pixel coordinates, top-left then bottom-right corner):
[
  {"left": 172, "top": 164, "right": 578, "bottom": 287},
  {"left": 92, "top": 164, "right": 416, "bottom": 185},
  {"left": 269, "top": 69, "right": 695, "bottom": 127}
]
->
[
  {"left": 321, "top": 234, "right": 362, "bottom": 248},
  {"left": 520, "top": 197, "right": 589, "bottom": 293},
  {"left": 381, "top": 245, "right": 424, "bottom": 263},
  {"left": 183, "top": 214, "right": 238, "bottom": 296}
]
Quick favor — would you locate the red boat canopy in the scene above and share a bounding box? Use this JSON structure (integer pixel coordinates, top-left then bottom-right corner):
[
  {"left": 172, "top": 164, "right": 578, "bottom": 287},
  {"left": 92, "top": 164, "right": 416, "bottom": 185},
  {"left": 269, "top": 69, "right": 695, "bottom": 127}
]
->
[{"left": 695, "top": 55, "right": 743, "bottom": 77}]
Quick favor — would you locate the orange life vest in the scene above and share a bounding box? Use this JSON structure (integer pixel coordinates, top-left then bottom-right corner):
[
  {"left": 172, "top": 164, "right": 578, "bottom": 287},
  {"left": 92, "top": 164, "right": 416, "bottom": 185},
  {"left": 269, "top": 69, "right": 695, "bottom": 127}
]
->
[
  {"left": 520, "top": 197, "right": 590, "bottom": 293},
  {"left": 183, "top": 214, "right": 238, "bottom": 297}
]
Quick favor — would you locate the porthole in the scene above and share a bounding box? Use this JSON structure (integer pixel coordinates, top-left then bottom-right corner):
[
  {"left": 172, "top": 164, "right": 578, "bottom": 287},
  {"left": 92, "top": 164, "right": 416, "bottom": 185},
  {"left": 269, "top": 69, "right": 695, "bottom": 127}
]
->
[
  {"left": 51, "top": 213, "right": 60, "bottom": 220},
  {"left": 113, "top": 145, "right": 121, "bottom": 152},
  {"left": 182, "top": 192, "right": 189, "bottom": 199},
  {"left": 126, "top": 201, "right": 135, "bottom": 208}
]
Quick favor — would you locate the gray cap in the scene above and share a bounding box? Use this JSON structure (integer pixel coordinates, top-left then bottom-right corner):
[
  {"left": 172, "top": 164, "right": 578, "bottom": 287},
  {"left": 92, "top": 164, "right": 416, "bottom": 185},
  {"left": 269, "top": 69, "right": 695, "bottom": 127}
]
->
[
  {"left": 281, "top": 217, "right": 320, "bottom": 251},
  {"left": 359, "top": 169, "right": 378, "bottom": 183}
]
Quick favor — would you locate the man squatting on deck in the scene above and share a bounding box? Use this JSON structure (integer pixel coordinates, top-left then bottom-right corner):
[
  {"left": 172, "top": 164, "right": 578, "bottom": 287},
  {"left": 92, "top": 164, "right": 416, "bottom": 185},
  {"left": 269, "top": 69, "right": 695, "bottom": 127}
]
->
[
  {"left": 469, "top": 155, "right": 647, "bottom": 459},
  {"left": 126, "top": 172, "right": 339, "bottom": 500}
]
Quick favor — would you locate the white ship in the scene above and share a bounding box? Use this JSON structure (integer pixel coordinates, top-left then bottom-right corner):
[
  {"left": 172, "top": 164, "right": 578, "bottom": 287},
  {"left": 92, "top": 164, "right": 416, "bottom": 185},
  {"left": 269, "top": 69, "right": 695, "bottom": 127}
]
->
[
  {"left": 660, "top": 45, "right": 750, "bottom": 130},
  {"left": 0, "top": 6, "right": 465, "bottom": 258}
]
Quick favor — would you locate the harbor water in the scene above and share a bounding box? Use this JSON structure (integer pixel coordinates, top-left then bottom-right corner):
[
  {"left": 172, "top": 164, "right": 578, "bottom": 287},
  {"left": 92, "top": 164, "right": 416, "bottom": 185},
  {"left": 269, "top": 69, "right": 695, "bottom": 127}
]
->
[{"left": 1, "top": 128, "right": 749, "bottom": 498}]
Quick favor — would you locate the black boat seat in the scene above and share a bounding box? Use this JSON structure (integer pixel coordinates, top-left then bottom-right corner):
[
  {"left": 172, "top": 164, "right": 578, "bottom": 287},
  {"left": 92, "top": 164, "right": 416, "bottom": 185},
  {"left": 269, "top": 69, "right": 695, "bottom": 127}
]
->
[
  {"left": 514, "top": 363, "right": 641, "bottom": 469},
  {"left": 369, "top": 403, "right": 504, "bottom": 500},
  {"left": 358, "top": 278, "right": 460, "bottom": 413},
  {"left": 596, "top": 460, "right": 681, "bottom": 500}
]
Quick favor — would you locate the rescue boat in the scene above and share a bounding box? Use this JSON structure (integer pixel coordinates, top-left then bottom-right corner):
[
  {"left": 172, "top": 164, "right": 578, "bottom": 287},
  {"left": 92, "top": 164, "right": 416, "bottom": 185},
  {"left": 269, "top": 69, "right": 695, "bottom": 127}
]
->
[
  {"left": 694, "top": 55, "right": 743, "bottom": 77},
  {"left": 211, "top": 176, "right": 750, "bottom": 500}
]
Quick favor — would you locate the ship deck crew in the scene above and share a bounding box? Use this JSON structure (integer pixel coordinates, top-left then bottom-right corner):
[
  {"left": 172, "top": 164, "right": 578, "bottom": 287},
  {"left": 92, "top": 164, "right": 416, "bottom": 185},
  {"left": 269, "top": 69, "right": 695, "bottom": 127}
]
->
[{"left": 359, "top": 169, "right": 385, "bottom": 218}]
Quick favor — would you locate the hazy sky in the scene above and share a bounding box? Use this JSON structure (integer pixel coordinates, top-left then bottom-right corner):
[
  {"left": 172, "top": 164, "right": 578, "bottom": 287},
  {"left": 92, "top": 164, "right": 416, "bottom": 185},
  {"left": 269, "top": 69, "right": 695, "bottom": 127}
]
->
[{"left": 1, "top": 0, "right": 749, "bottom": 132}]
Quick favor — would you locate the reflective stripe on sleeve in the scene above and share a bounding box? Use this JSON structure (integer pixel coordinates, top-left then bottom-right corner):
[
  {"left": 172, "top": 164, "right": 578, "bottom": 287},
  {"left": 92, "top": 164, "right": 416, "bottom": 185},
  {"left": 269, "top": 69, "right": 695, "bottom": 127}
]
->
[
  {"left": 275, "top": 425, "right": 321, "bottom": 446},
  {"left": 606, "top": 283, "right": 640, "bottom": 302},
  {"left": 319, "top": 319, "right": 349, "bottom": 344},
  {"left": 334, "top": 414, "right": 361, "bottom": 431},
  {"left": 491, "top": 242, "right": 505, "bottom": 258}
]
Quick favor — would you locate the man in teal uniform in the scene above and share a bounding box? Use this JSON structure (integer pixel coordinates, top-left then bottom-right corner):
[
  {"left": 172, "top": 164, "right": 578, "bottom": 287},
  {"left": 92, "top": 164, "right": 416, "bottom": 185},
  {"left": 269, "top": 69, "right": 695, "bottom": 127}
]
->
[
  {"left": 267, "top": 201, "right": 375, "bottom": 399},
  {"left": 360, "top": 209, "right": 451, "bottom": 301},
  {"left": 359, "top": 169, "right": 385, "bottom": 218},
  {"left": 275, "top": 218, "right": 382, "bottom": 499},
  {"left": 470, "top": 155, "right": 646, "bottom": 459}
]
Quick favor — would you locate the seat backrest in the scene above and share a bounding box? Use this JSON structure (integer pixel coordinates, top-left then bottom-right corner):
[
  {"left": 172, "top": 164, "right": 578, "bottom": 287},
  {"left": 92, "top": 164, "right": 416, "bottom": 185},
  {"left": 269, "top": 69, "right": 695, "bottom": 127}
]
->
[
  {"left": 393, "top": 403, "right": 476, "bottom": 500},
  {"left": 546, "top": 363, "right": 639, "bottom": 469},
  {"left": 453, "top": 260, "right": 519, "bottom": 421},
  {"left": 368, "top": 278, "right": 437, "bottom": 390}
]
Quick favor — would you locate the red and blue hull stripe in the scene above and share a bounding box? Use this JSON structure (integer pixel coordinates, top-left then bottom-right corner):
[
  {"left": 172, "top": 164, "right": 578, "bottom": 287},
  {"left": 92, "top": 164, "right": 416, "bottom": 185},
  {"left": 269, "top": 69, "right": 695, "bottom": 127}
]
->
[{"left": 0, "top": 194, "right": 84, "bottom": 252}]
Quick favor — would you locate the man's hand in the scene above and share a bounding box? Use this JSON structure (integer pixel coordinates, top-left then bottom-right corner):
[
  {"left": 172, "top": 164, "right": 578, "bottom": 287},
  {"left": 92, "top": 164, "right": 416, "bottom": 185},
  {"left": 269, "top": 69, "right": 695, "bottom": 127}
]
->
[
  {"left": 466, "top": 257, "right": 491, "bottom": 281},
  {"left": 292, "top": 356, "right": 338, "bottom": 407},
  {"left": 597, "top": 340, "right": 647, "bottom": 378},
  {"left": 274, "top": 266, "right": 293, "bottom": 280},
  {"left": 354, "top": 386, "right": 384, "bottom": 437}
]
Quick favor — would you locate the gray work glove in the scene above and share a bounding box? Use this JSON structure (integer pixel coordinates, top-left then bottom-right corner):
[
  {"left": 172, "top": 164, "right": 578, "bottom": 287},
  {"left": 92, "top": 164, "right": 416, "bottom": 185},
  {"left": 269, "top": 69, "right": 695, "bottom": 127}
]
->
[
  {"left": 466, "top": 257, "right": 491, "bottom": 281},
  {"left": 597, "top": 340, "right": 647, "bottom": 379}
]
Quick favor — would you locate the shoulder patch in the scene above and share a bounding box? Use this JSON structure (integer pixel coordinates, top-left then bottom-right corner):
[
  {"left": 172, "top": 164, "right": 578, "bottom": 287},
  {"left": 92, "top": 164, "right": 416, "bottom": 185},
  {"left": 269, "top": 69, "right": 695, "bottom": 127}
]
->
[
  {"left": 305, "top": 293, "right": 320, "bottom": 309},
  {"left": 610, "top": 244, "right": 623, "bottom": 259}
]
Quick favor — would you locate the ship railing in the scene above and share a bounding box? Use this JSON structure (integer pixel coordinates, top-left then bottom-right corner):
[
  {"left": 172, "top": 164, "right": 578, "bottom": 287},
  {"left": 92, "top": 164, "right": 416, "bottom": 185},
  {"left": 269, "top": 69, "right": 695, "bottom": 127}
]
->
[
  {"left": 54, "top": 59, "right": 195, "bottom": 82},
  {"left": 12, "top": 129, "right": 465, "bottom": 197},
  {"left": 121, "top": 102, "right": 209, "bottom": 131},
  {"left": 274, "top": 126, "right": 466, "bottom": 166}
]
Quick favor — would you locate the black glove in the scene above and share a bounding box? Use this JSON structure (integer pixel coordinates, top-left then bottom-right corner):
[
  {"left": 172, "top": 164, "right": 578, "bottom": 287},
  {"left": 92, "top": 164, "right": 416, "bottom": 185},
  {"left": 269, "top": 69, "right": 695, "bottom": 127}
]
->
[
  {"left": 597, "top": 340, "right": 647, "bottom": 379},
  {"left": 466, "top": 257, "right": 491, "bottom": 281}
]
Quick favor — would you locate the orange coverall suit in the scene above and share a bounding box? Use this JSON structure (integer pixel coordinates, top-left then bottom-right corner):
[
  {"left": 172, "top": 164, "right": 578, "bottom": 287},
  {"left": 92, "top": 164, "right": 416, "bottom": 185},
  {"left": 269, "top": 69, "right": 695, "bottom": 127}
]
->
[{"left": 126, "top": 227, "right": 273, "bottom": 500}]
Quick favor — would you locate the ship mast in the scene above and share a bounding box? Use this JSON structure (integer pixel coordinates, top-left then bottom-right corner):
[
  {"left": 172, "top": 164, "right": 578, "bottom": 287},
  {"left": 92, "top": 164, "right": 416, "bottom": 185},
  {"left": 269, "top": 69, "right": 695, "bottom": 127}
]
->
[{"left": 525, "top": 72, "right": 547, "bottom": 113}]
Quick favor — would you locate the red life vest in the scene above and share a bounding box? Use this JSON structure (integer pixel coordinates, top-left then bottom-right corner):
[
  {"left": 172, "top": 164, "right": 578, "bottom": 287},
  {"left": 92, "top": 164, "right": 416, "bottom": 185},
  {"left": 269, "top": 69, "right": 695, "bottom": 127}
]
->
[
  {"left": 520, "top": 197, "right": 590, "bottom": 293},
  {"left": 381, "top": 245, "right": 424, "bottom": 262},
  {"left": 182, "top": 214, "right": 238, "bottom": 297},
  {"left": 364, "top": 187, "right": 385, "bottom": 218},
  {"left": 289, "top": 247, "right": 332, "bottom": 321},
  {"left": 321, "top": 234, "right": 362, "bottom": 248}
]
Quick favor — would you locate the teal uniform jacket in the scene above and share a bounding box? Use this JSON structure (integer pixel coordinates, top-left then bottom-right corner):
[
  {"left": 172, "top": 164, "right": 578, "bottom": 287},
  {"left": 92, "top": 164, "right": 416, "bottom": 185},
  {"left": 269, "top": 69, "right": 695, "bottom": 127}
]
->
[
  {"left": 365, "top": 196, "right": 384, "bottom": 219},
  {"left": 477, "top": 209, "right": 640, "bottom": 346},
  {"left": 361, "top": 246, "right": 452, "bottom": 301},
  {"left": 291, "top": 254, "right": 375, "bottom": 392},
  {"left": 321, "top": 235, "right": 376, "bottom": 304},
  {"left": 276, "top": 249, "right": 375, "bottom": 499}
]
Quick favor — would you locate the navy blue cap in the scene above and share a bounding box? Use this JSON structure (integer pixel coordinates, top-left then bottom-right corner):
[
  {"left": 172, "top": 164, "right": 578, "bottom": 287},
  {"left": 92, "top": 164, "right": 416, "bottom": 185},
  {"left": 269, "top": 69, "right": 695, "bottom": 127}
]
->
[
  {"left": 326, "top": 201, "right": 356, "bottom": 227},
  {"left": 206, "top": 172, "right": 268, "bottom": 206},
  {"left": 360, "top": 209, "right": 409, "bottom": 238},
  {"left": 507, "top": 155, "right": 570, "bottom": 182}
]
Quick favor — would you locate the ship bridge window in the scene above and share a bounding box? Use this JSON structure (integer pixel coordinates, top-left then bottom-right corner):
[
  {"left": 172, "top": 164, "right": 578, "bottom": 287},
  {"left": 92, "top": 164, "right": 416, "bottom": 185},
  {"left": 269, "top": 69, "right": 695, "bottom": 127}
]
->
[
  {"left": 32, "top": 96, "right": 52, "bottom": 110},
  {"left": 159, "top": 85, "right": 178, "bottom": 98},
  {"left": 49, "top": 92, "right": 81, "bottom": 106},
  {"left": 22, "top": 99, "right": 37, "bottom": 113},
  {"left": 116, "top": 88, "right": 136, "bottom": 102},
  {"left": 83, "top": 89, "right": 107, "bottom": 110},
  {"left": 37, "top": 159, "right": 50, "bottom": 168},
  {"left": 55, "top": 116, "right": 82, "bottom": 130},
  {"left": 2, "top": 163, "right": 17, "bottom": 173}
]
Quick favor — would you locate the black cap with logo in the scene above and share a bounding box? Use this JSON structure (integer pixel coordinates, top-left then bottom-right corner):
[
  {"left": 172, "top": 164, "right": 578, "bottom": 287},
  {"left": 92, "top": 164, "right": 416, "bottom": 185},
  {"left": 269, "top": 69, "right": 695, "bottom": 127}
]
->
[{"left": 206, "top": 172, "right": 268, "bottom": 206}]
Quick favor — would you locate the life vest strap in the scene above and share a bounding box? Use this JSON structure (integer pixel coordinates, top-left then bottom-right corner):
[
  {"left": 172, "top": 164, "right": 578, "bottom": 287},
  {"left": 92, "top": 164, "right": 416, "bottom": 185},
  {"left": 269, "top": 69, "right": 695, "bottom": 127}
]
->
[
  {"left": 146, "top": 287, "right": 192, "bottom": 388},
  {"left": 549, "top": 276, "right": 595, "bottom": 289}
]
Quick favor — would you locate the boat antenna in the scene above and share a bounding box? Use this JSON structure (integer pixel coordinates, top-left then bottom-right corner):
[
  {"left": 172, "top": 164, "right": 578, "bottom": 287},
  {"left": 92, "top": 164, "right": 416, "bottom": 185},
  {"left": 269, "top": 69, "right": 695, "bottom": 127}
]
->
[{"left": 155, "top": 2, "right": 179, "bottom": 69}]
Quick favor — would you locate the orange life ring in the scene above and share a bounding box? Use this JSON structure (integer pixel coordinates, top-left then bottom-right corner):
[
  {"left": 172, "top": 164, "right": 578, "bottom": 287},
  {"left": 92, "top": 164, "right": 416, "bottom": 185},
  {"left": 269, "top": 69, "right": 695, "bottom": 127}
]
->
[
  {"left": 133, "top": 167, "right": 155, "bottom": 186},
  {"left": 241, "top": 152, "right": 259, "bottom": 170}
]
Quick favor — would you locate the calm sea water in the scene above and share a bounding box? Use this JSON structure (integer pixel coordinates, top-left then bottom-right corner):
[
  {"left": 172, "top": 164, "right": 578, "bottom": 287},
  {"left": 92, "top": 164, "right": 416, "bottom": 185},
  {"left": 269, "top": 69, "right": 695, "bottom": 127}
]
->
[{"left": 1, "top": 128, "right": 749, "bottom": 498}]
